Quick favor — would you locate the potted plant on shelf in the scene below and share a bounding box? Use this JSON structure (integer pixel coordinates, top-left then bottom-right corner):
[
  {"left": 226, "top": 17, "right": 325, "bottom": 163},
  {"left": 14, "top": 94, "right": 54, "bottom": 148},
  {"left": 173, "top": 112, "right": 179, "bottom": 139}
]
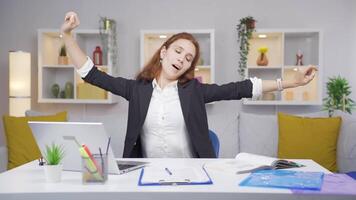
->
[
  {"left": 323, "top": 76, "right": 355, "bottom": 117},
  {"left": 237, "top": 16, "right": 256, "bottom": 78},
  {"left": 256, "top": 46, "right": 269, "bottom": 66},
  {"left": 43, "top": 143, "right": 65, "bottom": 182},
  {"left": 58, "top": 45, "right": 68, "bottom": 65}
]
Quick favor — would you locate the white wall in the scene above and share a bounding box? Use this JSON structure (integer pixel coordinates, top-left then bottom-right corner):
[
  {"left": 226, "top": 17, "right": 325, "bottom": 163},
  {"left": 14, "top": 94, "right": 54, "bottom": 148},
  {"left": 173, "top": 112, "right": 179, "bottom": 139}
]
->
[{"left": 0, "top": 0, "right": 355, "bottom": 158}]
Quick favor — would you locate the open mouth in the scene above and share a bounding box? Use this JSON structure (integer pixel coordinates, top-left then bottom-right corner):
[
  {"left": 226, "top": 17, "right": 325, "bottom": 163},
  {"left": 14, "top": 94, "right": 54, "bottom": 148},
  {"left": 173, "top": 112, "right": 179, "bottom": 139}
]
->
[{"left": 172, "top": 64, "right": 180, "bottom": 70}]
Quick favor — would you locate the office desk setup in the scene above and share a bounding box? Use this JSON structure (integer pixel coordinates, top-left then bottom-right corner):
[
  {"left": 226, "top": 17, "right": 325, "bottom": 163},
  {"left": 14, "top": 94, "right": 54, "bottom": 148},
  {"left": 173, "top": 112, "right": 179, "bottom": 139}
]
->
[{"left": 0, "top": 158, "right": 354, "bottom": 200}]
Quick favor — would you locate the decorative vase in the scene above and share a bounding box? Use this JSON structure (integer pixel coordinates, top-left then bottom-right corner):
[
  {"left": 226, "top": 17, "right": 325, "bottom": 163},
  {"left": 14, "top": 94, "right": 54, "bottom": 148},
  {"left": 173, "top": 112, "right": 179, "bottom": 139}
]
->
[
  {"left": 58, "top": 56, "right": 68, "bottom": 65},
  {"left": 246, "top": 20, "right": 256, "bottom": 29},
  {"left": 60, "top": 90, "right": 66, "bottom": 98},
  {"left": 285, "top": 91, "right": 294, "bottom": 101},
  {"left": 262, "top": 92, "right": 275, "bottom": 100},
  {"left": 51, "top": 84, "right": 60, "bottom": 98},
  {"left": 257, "top": 53, "right": 268, "bottom": 66},
  {"left": 303, "top": 91, "right": 310, "bottom": 101},
  {"left": 64, "top": 82, "right": 74, "bottom": 99},
  {"left": 93, "top": 46, "right": 103, "bottom": 66},
  {"left": 44, "top": 164, "right": 62, "bottom": 182}
]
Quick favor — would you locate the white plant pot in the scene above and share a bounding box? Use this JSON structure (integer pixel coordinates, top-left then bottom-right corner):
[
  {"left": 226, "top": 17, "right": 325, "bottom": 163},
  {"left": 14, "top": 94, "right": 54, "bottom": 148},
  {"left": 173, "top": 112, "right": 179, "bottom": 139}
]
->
[{"left": 44, "top": 164, "right": 62, "bottom": 182}]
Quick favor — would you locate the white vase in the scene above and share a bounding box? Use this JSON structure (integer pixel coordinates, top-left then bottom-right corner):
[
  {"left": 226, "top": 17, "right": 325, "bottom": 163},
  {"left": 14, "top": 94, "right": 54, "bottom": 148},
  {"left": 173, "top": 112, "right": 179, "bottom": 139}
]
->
[{"left": 44, "top": 164, "right": 62, "bottom": 182}]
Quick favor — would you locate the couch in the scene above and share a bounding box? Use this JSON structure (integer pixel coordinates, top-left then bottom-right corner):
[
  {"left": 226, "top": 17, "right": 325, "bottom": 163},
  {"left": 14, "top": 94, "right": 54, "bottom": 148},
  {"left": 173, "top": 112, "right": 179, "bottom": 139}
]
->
[
  {"left": 238, "top": 111, "right": 356, "bottom": 173},
  {"left": 1, "top": 110, "right": 355, "bottom": 173}
]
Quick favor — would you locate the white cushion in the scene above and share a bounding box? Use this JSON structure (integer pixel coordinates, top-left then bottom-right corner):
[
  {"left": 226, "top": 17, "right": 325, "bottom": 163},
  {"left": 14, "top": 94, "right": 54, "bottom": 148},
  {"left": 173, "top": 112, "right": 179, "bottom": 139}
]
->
[
  {"left": 333, "top": 112, "right": 356, "bottom": 173},
  {"left": 0, "top": 146, "right": 7, "bottom": 173},
  {"left": 238, "top": 112, "right": 278, "bottom": 157}
]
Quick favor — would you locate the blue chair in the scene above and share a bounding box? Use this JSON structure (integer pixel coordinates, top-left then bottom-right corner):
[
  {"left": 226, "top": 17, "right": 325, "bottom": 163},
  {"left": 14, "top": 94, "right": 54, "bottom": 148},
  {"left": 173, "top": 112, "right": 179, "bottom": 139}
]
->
[
  {"left": 208, "top": 130, "right": 220, "bottom": 158},
  {"left": 346, "top": 171, "right": 356, "bottom": 180}
]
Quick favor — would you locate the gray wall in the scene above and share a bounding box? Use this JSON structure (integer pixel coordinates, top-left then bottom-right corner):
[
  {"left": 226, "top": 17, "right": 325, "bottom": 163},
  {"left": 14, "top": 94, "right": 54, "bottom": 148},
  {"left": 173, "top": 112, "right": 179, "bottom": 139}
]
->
[{"left": 0, "top": 0, "right": 355, "bottom": 158}]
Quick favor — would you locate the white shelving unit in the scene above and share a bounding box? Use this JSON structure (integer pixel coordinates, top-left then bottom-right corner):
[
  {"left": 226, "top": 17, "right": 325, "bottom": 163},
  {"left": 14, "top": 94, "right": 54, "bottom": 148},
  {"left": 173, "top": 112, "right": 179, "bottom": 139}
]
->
[
  {"left": 140, "top": 29, "right": 215, "bottom": 84},
  {"left": 37, "top": 29, "right": 118, "bottom": 104},
  {"left": 243, "top": 29, "right": 323, "bottom": 105}
]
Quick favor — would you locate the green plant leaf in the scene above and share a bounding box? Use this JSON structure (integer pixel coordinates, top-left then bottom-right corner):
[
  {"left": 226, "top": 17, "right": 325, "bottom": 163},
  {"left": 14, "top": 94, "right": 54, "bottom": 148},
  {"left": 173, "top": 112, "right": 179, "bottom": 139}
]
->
[
  {"left": 323, "top": 75, "right": 356, "bottom": 116},
  {"left": 44, "top": 143, "right": 65, "bottom": 165}
]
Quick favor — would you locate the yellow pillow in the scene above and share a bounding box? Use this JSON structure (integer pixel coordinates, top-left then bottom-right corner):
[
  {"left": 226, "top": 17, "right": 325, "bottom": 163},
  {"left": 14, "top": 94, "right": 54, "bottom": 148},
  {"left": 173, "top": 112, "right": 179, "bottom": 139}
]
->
[
  {"left": 277, "top": 112, "right": 341, "bottom": 172},
  {"left": 3, "top": 111, "right": 67, "bottom": 170}
]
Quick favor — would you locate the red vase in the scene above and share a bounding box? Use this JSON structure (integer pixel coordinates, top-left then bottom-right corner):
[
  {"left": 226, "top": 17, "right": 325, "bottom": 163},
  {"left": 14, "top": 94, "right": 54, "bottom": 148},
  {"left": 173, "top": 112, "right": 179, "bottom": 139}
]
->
[{"left": 93, "top": 46, "right": 103, "bottom": 66}]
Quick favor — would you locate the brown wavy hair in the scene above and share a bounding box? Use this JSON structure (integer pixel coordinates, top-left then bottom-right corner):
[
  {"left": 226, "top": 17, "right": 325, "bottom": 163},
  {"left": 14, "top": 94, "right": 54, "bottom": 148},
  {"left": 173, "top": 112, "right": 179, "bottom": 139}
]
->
[{"left": 136, "top": 32, "right": 200, "bottom": 84}]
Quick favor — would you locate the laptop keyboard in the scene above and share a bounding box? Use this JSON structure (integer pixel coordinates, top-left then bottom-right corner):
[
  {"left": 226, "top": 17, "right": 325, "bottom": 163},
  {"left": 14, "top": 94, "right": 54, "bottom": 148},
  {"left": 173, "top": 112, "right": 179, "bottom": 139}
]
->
[{"left": 118, "top": 164, "right": 137, "bottom": 170}]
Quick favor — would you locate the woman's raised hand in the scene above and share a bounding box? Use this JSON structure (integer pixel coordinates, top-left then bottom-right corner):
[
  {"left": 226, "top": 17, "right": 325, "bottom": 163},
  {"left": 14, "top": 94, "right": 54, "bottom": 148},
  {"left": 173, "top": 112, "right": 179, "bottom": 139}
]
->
[
  {"left": 293, "top": 65, "right": 318, "bottom": 87},
  {"left": 61, "top": 11, "right": 80, "bottom": 34}
]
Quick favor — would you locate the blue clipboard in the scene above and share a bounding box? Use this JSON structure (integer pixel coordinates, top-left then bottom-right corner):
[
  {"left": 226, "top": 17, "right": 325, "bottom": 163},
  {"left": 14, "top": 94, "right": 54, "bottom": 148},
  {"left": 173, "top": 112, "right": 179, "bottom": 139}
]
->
[{"left": 138, "top": 165, "right": 213, "bottom": 186}]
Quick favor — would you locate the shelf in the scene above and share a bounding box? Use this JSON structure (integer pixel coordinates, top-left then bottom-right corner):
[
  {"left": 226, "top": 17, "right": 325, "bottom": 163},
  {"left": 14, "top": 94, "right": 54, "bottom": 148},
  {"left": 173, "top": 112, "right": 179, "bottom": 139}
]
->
[
  {"left": 43, "top": 64, "right": 75, "bottom": 68},
  {"left": 244, "top": 29, "right": 322, "bottom": 106},
  {"left": 247, "top": 66, "right": 282, "bottom": 69},
  {"left": 38, "top": 98, "right": 115, "bottom": 104},
  {"left": 243, "top": 99, "right": 321, "bottom": 105},
  {"left": 284, "top": 32, "right": 319, "bottom": 66},
  {"left": 38, "top": 29, "right": 118, "bottom": 104},
  {"left": 247, "top": 32, "right": 283, "bottom": 67}
]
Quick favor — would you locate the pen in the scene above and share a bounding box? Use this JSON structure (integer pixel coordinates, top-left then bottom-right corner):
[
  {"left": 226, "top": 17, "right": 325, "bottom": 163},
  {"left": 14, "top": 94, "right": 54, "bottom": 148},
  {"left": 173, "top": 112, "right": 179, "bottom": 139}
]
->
[
  {"left": 99, "top": 147, "right": 105, "bottom": 176},
  {"left": 165, "top": 167, "right": 172, "bottom": 175},
  {"left": 105, "top": 136, "right": 111, "bottom": 155}
]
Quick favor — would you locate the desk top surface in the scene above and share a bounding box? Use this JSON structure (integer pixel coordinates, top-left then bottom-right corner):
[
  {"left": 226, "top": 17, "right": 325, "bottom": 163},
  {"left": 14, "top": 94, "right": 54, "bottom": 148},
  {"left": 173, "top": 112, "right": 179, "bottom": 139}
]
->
[{"left": 0, "top": 158, "right": 352, "bottom": 200}]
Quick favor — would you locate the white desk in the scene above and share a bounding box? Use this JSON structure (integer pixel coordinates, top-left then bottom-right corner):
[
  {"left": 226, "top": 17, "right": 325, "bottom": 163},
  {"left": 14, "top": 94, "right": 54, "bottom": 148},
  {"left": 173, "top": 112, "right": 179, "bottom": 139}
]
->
[{"left": 0, "top": 158, "right": 354, "bottom": 200}]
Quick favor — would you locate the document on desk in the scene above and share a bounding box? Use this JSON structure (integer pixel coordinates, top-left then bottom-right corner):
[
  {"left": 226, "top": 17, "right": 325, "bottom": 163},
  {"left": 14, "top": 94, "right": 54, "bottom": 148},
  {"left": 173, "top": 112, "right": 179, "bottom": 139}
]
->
[
  {"left": 138, "top": 165, "right": 212, "bottom": 186},
  {"left": 234, "top": 153, "right": 304, "bottom": 174},
  {"left": 240, "top": 169, "right": 324, "bottom": 190},
  {"left": 206, "top": 152, "right": 304, "bottom": 174},
  {"left": 292, "top": 174, "right": 356, "bottom": 195}
]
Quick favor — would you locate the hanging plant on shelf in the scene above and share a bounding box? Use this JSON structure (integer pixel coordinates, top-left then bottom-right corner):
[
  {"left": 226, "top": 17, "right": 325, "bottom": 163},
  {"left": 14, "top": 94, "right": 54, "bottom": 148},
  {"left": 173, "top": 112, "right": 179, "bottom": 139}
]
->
[
  {"left": 99, "top": 17, "right": 119, "bottom": 75},
  {"left": 323, "top": 76, "right": 355, "bottom": 117},
  {"left": 236, "top": 16, "right": 256, "bottom": 78}
]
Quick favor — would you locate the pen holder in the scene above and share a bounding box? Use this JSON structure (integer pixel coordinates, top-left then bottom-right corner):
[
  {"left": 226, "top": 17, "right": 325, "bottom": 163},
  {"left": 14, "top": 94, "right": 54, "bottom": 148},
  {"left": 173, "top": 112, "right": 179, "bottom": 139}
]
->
[{"left": 82, "top": 153, "right": 108, "bottom": 184}]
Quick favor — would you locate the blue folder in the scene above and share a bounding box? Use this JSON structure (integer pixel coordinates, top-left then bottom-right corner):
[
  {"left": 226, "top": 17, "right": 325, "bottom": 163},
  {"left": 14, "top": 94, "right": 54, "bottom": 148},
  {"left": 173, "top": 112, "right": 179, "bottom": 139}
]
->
[
  {"left": 239, "top": 170, "right": 324, "bottom": 190},
  {"left": 138, "top": 165, "right": 213, "bottom": 186}
]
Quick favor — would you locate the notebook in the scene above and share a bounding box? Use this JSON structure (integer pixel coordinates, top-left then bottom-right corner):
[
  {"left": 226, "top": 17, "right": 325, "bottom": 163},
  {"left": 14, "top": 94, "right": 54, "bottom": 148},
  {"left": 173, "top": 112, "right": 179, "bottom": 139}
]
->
[
  {"left": 29, "top": 121, "right": 147, "bottom": 175},
  {"left": 234, "top": 152, "right": 305, "bottom": 174}
]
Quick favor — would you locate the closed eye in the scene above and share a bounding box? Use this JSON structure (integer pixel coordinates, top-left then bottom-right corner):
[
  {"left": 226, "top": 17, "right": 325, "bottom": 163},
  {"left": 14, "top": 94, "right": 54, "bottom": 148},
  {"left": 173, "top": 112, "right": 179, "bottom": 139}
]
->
[{"left": 186, "top": 56, "right": 192, "bottom": 62}]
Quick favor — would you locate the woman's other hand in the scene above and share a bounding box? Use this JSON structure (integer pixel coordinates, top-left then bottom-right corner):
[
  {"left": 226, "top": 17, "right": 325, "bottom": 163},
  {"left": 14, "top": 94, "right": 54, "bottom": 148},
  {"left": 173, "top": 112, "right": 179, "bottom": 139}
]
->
[
  {"left": 61, "top": 11, "right": 80, "bottom": 35},
  {"left": 293, "top": 65, "right": 318, "bottom": 87}
]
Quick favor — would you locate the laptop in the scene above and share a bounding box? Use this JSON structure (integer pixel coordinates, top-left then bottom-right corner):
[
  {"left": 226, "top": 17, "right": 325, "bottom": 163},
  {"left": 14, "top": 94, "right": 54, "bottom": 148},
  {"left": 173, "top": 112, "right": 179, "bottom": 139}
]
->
[{"left": 28, "top": 121, "right": 148, "bottom": 175}]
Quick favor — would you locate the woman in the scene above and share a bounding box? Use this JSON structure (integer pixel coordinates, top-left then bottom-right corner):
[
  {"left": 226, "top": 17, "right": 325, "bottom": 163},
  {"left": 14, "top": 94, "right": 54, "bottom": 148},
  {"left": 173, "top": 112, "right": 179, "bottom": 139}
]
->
[{"left": 61, "top": 12, "right": 317, "bottom": 158}]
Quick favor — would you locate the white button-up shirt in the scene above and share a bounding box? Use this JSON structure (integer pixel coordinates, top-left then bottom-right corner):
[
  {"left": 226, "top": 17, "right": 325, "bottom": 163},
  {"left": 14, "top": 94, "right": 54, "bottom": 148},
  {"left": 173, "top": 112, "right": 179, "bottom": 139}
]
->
[
  {"left": 140, "top": 79, "right": 195, "bottom": 158},
  {"left": 77, "top": 57, "right": 262, "bottom": 158}
]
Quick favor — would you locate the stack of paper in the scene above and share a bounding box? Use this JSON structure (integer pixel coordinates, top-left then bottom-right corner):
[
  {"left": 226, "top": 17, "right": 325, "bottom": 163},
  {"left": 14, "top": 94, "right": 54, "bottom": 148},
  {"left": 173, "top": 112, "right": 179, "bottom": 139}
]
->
[{"left": 138, "top": 165, "right": 212, "bottom": 186}]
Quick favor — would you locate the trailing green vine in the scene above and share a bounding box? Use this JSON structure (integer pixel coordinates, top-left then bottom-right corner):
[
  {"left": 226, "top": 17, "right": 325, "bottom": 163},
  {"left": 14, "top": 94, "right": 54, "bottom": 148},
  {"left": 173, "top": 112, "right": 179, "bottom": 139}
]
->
[{"left": 237, "top": 16, "right": 256, "bottom": 78}]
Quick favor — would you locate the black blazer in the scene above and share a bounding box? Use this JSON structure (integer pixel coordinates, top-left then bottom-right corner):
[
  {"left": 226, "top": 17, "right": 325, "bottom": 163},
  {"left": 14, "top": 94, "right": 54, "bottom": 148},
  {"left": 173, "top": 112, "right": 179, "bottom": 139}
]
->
[{"left": 84, "top": 67, "right": 253, "bottom": 158}]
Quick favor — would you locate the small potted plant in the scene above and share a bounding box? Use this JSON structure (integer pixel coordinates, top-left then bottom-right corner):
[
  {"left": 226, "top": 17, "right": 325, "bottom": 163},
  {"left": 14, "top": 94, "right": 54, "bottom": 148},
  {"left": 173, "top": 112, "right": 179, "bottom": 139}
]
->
[
  {"left": 58, "top": 45, "right": 68, "bottom": 65},
  {"left": 257, "top": 46, "right": 269, "bottom": 66},
  {"left": 43, "top": 143, "right": 65, "bottom": 182},
  {"left": 323, "top": 76, "right": 355, "bottom": 117}
]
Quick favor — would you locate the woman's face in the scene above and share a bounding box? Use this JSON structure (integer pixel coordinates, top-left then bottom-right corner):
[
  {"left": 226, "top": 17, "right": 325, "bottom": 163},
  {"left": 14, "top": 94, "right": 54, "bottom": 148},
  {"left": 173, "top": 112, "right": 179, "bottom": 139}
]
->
[{"left": 160, "top": 39, "right": 196, "bottom": 81}]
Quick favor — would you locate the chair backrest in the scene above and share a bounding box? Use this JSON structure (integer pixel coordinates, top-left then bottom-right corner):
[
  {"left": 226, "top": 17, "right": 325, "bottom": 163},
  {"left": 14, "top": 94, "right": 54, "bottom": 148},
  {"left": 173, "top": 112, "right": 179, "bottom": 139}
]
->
[{"left": 208, "top": 130, "right": 220, "bottom": 158}]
